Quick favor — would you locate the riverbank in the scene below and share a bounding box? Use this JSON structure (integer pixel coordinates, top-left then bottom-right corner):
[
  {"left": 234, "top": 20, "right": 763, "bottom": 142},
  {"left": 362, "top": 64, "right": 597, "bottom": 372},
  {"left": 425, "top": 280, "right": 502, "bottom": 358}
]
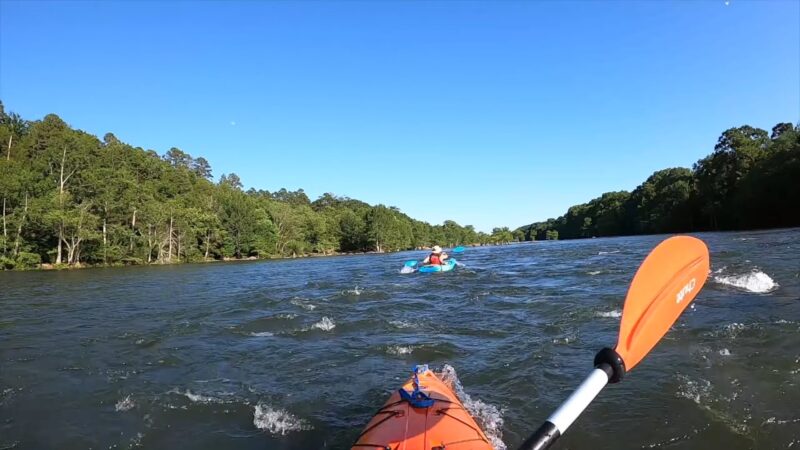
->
[{"left": 0, "top": 243, "right": 499, "bottom": 272}]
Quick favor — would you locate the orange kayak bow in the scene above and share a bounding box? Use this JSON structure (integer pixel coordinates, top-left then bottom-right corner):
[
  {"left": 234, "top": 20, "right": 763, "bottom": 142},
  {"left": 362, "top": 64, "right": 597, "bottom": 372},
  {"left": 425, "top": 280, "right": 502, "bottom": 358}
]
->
[{"left": 352, "top": 365, "right": 493, "bottom": 450}]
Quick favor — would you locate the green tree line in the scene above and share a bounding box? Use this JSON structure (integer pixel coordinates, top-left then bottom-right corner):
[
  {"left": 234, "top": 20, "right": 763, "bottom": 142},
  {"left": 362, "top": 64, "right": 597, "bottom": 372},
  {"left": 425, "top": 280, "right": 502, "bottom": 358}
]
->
[
  {"left": 519, "top": 123, "right": 800, "bottom": 241},
  {"left": 0, "top": 103, "right": 512, "bottom": 270}
]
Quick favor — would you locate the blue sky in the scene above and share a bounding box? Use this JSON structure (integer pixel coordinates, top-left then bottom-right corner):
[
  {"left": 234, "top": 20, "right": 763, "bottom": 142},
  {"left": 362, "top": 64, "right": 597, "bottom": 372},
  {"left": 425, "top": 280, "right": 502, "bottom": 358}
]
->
[{"left": 1, "top": 1, "right": 798, "bottom": 232}]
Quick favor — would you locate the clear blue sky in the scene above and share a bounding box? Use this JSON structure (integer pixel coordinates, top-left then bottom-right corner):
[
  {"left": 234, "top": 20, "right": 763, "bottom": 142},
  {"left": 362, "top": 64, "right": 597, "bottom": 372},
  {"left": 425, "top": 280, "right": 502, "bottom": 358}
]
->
[{"left": 1, "top": 1, "right": 798, "bottom": 232}]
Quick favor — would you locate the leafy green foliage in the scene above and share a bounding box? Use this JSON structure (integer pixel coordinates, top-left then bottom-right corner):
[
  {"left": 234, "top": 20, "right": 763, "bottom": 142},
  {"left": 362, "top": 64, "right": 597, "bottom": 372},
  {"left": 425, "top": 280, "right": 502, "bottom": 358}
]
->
[
  {"left": 15, "top": 252, "right": 41, "bottom": 269},
  {"left": 0, "top": 102, "right": 494, "bottom": 269},
  {"left": 518, "top": 123, "right": 800, "bottom": 240}
]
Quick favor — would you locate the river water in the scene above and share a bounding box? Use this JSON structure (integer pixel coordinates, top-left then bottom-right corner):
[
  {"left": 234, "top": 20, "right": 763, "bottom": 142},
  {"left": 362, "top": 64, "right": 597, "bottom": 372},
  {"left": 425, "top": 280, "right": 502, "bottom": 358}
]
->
[{"left": 1, "top": 229, "right": 798, "bottom": 449}]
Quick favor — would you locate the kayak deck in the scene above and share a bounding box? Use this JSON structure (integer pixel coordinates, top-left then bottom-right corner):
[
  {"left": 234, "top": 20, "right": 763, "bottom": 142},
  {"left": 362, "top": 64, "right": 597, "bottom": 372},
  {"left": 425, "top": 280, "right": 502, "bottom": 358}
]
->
[
  {"left": 418, "top": 259, "right": 457, "bottom": 273},
  {"left": 352, "top": 366, "right": 493, "bottom": 450}
]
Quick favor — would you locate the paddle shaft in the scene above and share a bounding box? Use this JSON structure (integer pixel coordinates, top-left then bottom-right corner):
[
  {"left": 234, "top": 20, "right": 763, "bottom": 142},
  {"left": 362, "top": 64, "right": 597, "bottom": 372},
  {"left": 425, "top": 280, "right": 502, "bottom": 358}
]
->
[
  {"left": 518, "top": 365, "right": 612, "bottom": 450},
  {"left": 517, "top": 236, "right": 709, "bottom": 450}
]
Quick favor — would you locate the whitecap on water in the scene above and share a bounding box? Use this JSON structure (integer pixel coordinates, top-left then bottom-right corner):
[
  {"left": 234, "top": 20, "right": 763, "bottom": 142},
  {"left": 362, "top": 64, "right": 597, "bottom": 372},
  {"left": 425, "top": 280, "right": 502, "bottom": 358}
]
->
[
  {"left": 290, "top": 297, "right": 316, "bottom": 311},
  {"left": 115, "top": 395, "right": 135, "bottom": 412},
  {"left": 342, "top": 286, "right": 361, "bottom": 295},
  {"left": 388, "top": 319, "right": 414, "bottom": 329},
  {"left": 763, "top": 416, "right": 800, "bottom": 425},
  {"left": 719, "top": 348, "right": 731, "bottom": 356},
  {"left": 598, "top": 250, "right": 620, "bottom": 255},
  {"left": 311, "top": 317, "right": 335, "bottom": 331},
  {"left": 675, "top": 374, "right": 750, "bottom": 436},
  {"left": 184, "top": 390, "right": 218, "bottom": 403},
  {"left": 173, "top": 389, "right": 225, "bottom": 404},
  {"left": 676, "top": 374, "right": 712, "bottom": 406},
  {"left": 596, "top": 309, "right": 621, "bottom": 318},
  {"left": 386, "top": 345, "right": 413, "bottom": 355},
  {"left": 253, "top": 402, "right": 311, "bottom": 435},
  {"left": 248, "top": 331, "right": 274, "bottom": 337},
  {"left": 587, "top": 270, "right": 602, "bottom": 276},
  {"left": 129, "top": 432, "right": 144, "bottom": 447},
  {"left": 713, "top": 268, "right": 779, "bottom": 293},
  {"left": 551, "top": 336, "right": 575, "bottom": 345},
  {"left": 1, "top": 387, "right": 17, "bottom": 405},
  {"left": 709, "top": 322, "right": 748, "bottom": 339},
  {"left": 438, "top": 364, "right": 507, "bottom": 450}
]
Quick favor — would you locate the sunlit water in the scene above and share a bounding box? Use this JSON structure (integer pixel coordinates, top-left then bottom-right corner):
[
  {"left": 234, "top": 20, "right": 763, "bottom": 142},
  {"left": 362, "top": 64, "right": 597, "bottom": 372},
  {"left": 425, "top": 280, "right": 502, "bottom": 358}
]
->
[{"left": 1, "top": 229, "right": 798, "bottom": 449}]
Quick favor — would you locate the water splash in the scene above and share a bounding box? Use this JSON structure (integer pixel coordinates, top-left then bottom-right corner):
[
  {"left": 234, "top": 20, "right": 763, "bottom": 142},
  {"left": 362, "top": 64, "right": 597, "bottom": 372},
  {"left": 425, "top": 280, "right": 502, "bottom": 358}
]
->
[
  {"left": 439, "top": 364, "right": 506, "bottom": 450},
  {"left": 762, "top": 416, "right": 800, "bottom": 425},
  {"left": 388, "top": 319, "right": 414, "bottom": 329},
  {"left": 709, "top": 322, "right": 747, "bottom": 339},
  {"left": 129, "top": 432, "right": 144, "bottom": 447},
  {"left": 290, "top": 297, "right": 316, "bottom": 311},
  {"left": 311, "top": 317, "right": 336, "bottom": 331},
  {"left": 342, "top": 286, "right": 361, "bottom": 295},
  {"left": 115, "top": 395, "right": 135, "bottom": 412},
  {"left": 386, "top": 345, "right": 413, "bottom": 355},
  {"left": 596, "top": 309, "right": 621, "bottom": 318},
  {"left": 173, "top": 389, "right": 226, "bottom": 404},
  {"left": 248, "top": 331, "right": 274, "bottom": 337},
  {"left": 253, "top": 402, "right": 311, "bottom": 435},
  {"left": 675, "top": 374, "right": 751, "bottom": 437},
  {"left": 713, "top": 268, "right": 779, "bottom": 293},
  {"left": 1, "top": 387, "right": 17, "bottom": 406}
]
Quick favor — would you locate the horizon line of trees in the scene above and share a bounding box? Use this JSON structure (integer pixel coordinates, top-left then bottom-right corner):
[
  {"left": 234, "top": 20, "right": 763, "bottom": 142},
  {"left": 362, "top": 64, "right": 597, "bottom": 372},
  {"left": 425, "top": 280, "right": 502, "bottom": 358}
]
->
[
  {"left": 0, "top": 102, "right": 514, "bottom": 270},
  {"left": 517, "top": 122, "right": 800, "bottom": 241}
]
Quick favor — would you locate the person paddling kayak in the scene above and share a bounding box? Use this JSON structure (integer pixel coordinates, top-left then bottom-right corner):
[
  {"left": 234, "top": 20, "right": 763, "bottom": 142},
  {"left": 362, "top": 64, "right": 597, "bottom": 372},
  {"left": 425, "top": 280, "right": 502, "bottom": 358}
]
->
[{"left": 422, "top": 245, "right": 449, "bottom": 266}]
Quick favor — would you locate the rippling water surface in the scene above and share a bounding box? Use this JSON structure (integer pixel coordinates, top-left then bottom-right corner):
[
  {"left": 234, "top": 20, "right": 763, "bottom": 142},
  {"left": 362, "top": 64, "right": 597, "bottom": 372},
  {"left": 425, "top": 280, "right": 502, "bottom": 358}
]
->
[{"left": 2, "top": 229, "right": 799, "bottom": 449}]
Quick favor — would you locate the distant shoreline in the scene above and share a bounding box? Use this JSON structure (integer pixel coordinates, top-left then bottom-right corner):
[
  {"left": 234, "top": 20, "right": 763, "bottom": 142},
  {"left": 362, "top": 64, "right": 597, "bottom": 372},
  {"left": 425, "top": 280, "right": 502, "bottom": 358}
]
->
[{"left": 2, "top": 243, "right": 507, "bottom": 272}]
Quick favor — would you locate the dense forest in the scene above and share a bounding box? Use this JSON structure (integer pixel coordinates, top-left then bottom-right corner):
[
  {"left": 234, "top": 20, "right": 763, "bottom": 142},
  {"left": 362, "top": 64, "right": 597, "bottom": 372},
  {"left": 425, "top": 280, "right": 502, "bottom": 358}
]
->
[
  {"left": 0, "top": 103, "right": 514, "bottom": 270},
  {"left": 3, "top": 103, "right": 796, "bottom": 271},
  {"left": 518, "top": 122, "right": 800, "bottom": 241}
]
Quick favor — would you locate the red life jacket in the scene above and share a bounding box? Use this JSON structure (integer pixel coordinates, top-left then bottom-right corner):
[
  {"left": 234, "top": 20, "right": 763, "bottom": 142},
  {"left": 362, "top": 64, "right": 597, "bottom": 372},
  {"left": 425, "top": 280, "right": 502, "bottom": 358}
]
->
[{"left": 429, "top": 254, "right": 442, "bottom": 265}]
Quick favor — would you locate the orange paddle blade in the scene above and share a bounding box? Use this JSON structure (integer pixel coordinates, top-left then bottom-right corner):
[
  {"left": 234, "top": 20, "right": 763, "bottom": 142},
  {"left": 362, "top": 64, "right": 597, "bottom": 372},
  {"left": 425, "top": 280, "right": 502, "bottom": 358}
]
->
[{"left": 616, "top": 236, "right": 710, "bottom": 370}]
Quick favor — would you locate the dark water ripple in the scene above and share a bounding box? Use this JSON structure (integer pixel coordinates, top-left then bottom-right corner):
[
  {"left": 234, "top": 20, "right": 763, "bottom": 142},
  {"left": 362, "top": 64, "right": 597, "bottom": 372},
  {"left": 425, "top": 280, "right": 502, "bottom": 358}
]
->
[{"left": 1, "top": 229, "right": 799, "bottom": 449}]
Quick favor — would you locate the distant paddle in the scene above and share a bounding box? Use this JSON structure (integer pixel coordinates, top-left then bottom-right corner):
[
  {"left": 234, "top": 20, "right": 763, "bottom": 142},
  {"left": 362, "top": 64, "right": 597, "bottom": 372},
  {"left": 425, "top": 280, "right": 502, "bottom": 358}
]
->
[
  {"left": 519, "top": 236, "right": 710, "bottom": 450},
  {"left": 399, "top": 260, "right": 419, "bottom": 274}
]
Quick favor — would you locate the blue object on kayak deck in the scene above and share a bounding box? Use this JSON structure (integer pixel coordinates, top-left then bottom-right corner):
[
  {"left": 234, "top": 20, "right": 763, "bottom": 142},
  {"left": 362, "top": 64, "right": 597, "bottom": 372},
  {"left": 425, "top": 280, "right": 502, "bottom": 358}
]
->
[
  {"left": 418, "top": 259, "right": 457, "bottom": 273},
  {"left": 398, "top": 365, "right": 435, "bottom": 408}
]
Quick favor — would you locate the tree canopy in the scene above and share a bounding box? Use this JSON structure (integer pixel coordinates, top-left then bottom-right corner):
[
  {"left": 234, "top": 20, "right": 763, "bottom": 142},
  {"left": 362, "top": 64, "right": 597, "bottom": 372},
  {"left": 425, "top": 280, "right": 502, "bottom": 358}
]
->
[
  {"left": 5, "top": 103, "right": 792, "bottom": 271},
  {"left": 0, "top": 103, "right": 506, "bottom": 269},
  {"left": 519, "top": 123, "right": 800, "bottom": 240}
]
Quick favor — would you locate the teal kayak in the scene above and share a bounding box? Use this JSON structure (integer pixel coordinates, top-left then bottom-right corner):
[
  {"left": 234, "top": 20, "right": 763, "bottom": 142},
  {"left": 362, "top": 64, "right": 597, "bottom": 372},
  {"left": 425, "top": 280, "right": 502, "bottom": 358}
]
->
[{"left": 418, "top": 259, "right": 457, "bottom": 273}]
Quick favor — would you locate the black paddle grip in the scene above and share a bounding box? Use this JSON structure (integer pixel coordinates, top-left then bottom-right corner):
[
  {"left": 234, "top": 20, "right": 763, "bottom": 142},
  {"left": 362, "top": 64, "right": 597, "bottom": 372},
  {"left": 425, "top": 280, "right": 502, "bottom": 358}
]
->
[
  {"left": 517, "top": 420, "right": 560, "bottom": 450},
  {"left": 594, "top": 347, "right": 626, "bottom": 384}
]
